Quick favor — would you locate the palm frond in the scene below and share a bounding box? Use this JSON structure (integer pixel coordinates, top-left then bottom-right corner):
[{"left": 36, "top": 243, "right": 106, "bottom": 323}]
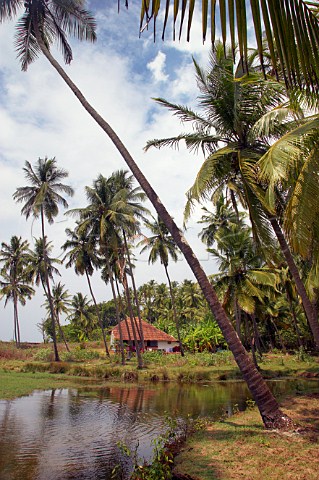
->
[
  {"left": 137, "top": 0, "right": 319, "bottom": 92},
  {"left": 0, "top": 0, "right": 22, "bottom": 22}
]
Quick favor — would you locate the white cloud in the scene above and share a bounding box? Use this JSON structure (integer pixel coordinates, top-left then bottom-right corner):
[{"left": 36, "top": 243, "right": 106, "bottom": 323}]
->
[
  {"left": 147, "top": 51, "right": 169, "bottom": 83},
  {"left": 0, "top": 4, "right": 218, "bottom": 342}
]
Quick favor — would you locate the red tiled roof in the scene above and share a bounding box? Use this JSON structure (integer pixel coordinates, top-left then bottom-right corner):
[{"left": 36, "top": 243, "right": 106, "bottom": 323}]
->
[{"left": 111, "top": 318, "right": 177, "bottom": 342}]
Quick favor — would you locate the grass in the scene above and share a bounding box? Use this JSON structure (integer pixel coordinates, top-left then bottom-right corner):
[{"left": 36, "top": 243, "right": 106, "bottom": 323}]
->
[
  {"left": 0, "top": 341, "right": 318, "bottom": 400},
  {"left": 0, "top": 369, "right": 94, "bottom": 400},
  {"left": 173, "top": 394, "right": 319, "bottom": 480}
]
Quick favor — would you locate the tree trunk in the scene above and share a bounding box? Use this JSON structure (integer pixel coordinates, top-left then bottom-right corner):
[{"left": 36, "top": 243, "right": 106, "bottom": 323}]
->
[
  {"left": 105, "top": 256, "right": 126, "bottom": 365},
  {"left": 40, "top": 208, "right": 60, "bottom": 362},
  {"left": 123, "top": 231, "right": 145, "bottom": 350},
  {"left": 85, "top": 269, "right": 110, "bottom": 357},
  {"left": 234, "top": 298, "right": 242, "bottom": 340},
  {"left": 251, "top": 314, "right": 263, "bottom": 358},
  {"left": 56, "top": 312, "right": 70, "bottom": 353},
  {"left": 13, "top": 291, "right": 20, "bottom": 348},
  {"left": 35, "top": 39, "right": 293, "bottom": 429},
  {"left": 269, "top": 216, "right": 319, "bottom": 348},
  {"left": 164, "top": 264, "right": 184, "bottom": 356},
  {"left": 122, "top": 271, "right": 144, "bottom": 368},
  {"left": 285, "top": 287, "right": 304, "bottom": 349}
]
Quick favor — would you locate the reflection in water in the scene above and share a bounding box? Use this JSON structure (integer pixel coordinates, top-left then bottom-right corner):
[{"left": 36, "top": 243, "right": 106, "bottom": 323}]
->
[{"left": 0, "top": 379, "right": 318, "bottom": 480}]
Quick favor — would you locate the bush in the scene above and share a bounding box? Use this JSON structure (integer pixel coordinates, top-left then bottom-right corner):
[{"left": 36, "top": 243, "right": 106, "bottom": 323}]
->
[
  {"left": 60, "top": 347, "right": 100, "bottom": 362},
  {"left": 33, "top": 348, "right": 54, "bottom": 362}
]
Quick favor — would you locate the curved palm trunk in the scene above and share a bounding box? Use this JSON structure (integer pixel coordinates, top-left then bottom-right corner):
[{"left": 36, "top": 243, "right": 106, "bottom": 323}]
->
[
  {"left": 269, "top": 216, "right": 319, "bottom": 349},
  {"left": 122, "top": 231, "right": 145, "bottom": 349},
  {"left": 164, "top": 264, "right": 184, "bottom": 356},
  {"left": 40, "top": 209, "right": 60, "bottom": 362},
  {"left": 35, "top": 38, "right": 292, "bottom": 428},
  {"left": 85, "top": 269, "right": 110, "bottom": 357}
]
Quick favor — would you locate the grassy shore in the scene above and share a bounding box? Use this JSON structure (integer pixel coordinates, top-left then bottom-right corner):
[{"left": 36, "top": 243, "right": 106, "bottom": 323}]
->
[
  {"left": 173, "top": 393, "right": 319, "bottom": 480},
  {"left": 0, "top": 341, "right": 319, "bottom": 400},
  {"left": 1, "top": 342, "right": 319, "bottom": 479}
]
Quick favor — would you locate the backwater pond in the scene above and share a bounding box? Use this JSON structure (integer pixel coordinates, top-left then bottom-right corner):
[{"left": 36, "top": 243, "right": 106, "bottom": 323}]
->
[{"left": 0, "top": 378, "right": 318, "bottom": 480}]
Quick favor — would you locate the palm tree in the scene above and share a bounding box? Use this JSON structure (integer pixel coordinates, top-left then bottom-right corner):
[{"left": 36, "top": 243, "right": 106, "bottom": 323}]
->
[
  {"left": 68, "top": 174, "right": 144, "bottom": 363},
  {"left": 1, "top": 2, "right": 292, "bottom": 427},
  {"left": 137, "top": 1, "right": 319, "bottom": 93},
  {"left": 13, "top": 157, "right": 73, "bottom": 361},
  {"left": 0, "top": 236, "right": 34, "bottom": 346},
  {"left": 210, "top": 222, "right": 279, "bottom": 347},
  {"left": 108, "top": 170, "right": 149, "bottom": 350},
  {"left": 29, "top": 237, "right": 61, "bottom": 289},
  {"left": 62, "top": 224, "right": 110, "bottom": 356},
  {"left": 44, "top": 282, "right": 71, "bottom": 352},
  {"left": 139, "top": 215, "right": 185, "bottom": 356},
  {"left": 68, "top": 292, "right": 96, "bottom": 341},
  {"left": 146, "top": 45, "right": 319, "bottom": 348}
]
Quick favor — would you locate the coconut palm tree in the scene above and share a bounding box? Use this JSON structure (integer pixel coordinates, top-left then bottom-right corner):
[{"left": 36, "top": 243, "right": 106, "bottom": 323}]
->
[
  {"left": 44, "top": 281, "right": 71, "bottom": 352},
  {"left": 68, "top": 174, "right": 144, "bottom": 363},
  {"left": 13, "top": 157, "right": 73, "bottom": 361},
  {"left": 137, "top": 1, "right": 319, "bottom": 93},
  {"left": 29, "top": 236, "right": 61, "bottom": 289},
  {"left": 1, "top": 1, "right": 292, "bottom": 427},
  {"left": 146, "top": 44, "right": 319, "bottom": 348},
  {"left": 61, "top": 224, "right": 110, "bottom": 356},
  {"left": 108, "top": 169, "right": 149, "bottom": 349},
  {"left": 139, "top": 215, "right": 185, "bottom": 356},
  {"left": 0, "top": 236, "right": 34, "bottom": 346},
  {"left": 68, "top": 292, "right": 96, "bottom": 342},
  {"left": 210, "top": 222, "right": 279, "bottom": 341}
]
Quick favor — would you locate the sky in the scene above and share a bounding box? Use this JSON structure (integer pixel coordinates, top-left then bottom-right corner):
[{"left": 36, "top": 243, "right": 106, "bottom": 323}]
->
[{"left": 0, "top": 1, "right": 221, "bottom": 342}]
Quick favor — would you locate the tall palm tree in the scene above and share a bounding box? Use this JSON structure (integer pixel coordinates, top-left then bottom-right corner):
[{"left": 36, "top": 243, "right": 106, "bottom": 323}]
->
[
  {"left": 108, "top": 169, "right": 149, "bottom": 350},
  {"left": 1, "top": 1, "right": 292, "bottom": 427},
  {"left": 139, "top": 215, "right": 185, "bottom": 356},
  {"left": 62, "top": 224, "right": 110, "bottom": 356},
  {"left": 44, "top": 281, "right": 71, "bottom": 352},
  {"left": 146, "top": 45, "right": 319, "bottom": 348},
  {"left": 68, "top": 174, "right": 143, "bottom": 363},
  {"left": 13, "top": 157, "right": 73, "bottom": 361},
  {"left": 0, "top": 236, "right": 34, "bottom": 346},
  {"left": 137, "top": 1, "right": 319, "bottom": 93},
  {"left": 29, "top": 236, "right": 61, "bottom": 289}
]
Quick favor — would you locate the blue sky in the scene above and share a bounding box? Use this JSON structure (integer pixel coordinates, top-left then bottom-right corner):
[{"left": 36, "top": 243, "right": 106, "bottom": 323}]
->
[{"left": 0, "top": 2, "right": 219, "bottom": 342}]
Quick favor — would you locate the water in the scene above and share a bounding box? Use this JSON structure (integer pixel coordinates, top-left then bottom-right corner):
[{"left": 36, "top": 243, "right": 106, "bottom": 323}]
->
[{"left": 0, "top": 379, "right": 318, "bottom": 480}]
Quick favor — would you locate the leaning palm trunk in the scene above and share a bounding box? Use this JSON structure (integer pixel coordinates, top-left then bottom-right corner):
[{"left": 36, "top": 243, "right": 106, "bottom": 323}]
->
[
  {"left": 34, "top": 34, "right": 292, "bottom": 428},
  {"left": 122, "top": 231, "right": 145, "bottom": 349},
  {"left": 269, "top": 216, "right": 319, "bottom": 349},
  {"left": 164, "top": 264, "right": 184, "bottom": 356},
  {"left": 84, "top": 269, "right": 110, "bottom": 357}
]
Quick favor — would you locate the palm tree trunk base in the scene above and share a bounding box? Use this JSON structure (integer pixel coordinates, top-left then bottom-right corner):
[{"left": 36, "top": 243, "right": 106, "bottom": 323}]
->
[{"left": 262, "top": 410, "right": 295, "bottom": 430}]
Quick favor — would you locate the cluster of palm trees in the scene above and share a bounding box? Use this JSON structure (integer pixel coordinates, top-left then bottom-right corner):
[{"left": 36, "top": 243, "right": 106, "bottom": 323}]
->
[
  {"left": 0, "top": 157, "right": 184, "bottom": 367},
  {"left": 2, "top": 0, "right": 319, "bottom": 428}
]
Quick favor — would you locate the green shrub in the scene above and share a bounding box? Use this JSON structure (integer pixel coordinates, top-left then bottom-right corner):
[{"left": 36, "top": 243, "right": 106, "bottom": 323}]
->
[
  {"left": 60, "top": 347, "right": 100, "bottom": 362},
  {"left": 32, "top": 348, "right": 53, "bottom": 362}
]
